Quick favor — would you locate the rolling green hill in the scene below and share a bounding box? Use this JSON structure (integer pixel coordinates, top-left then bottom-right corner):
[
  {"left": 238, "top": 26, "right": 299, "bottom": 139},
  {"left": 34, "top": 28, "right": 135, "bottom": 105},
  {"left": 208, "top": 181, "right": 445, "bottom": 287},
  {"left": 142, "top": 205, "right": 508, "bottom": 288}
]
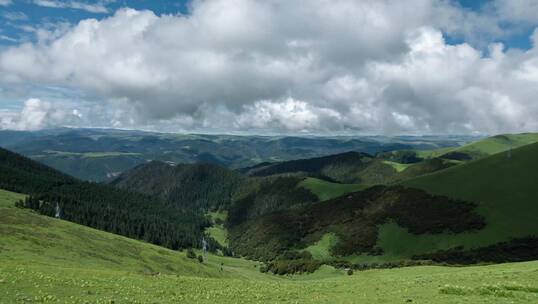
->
[
  {"left": 373, "top": 133, "right": 538, "bottom": 187},
  {"left": 226, "top": 141, "right": 538, "bottom": 264},
  {"left": 111, "top": 161, "right": 243, "bottom": 210},
  {"left": 384, "top": 158, "right": 458, "bottom": 184},
  {"left": 0, "top": 189, "right": 223, "bottom": 277},
  {"left": 379, "top": 141, "right": 538, "bottom": 259},
  {"left": 227, "top": 176, "right": 318, "bottom": 226},
  {"left": 243, "top": 150, "right": 465, "bottom": 188},
  {"left": 227, "top": 185, "right": 484, "bottom": 261},
  {"left": 208, "top": 176, "right": 366, "bottom": 249},
  {"left": 416, "top": 133, "right": 538, "bottom": 160},
  {"left": 243, "top": 151, "right": 375, "bottom": 183},
  {"left": 242, "top": 151, "right": 408, "bottom": 185},
  {"left": 3, "top": 187, "right": 538, "bottom": 303},
  {"left": 0, "top": 147, "right": 75, "bottom": 194}
]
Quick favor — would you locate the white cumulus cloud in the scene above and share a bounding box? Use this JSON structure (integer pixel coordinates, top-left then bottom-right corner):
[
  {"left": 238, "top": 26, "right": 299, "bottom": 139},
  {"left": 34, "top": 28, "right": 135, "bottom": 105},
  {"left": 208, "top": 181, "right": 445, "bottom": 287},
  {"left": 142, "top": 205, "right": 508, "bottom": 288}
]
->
[
  {"left": 0, "top": 1, "right": 537, "bottom": 134},
  {"left": 0, "top": 98, "right": 82, "bottom": 130}
]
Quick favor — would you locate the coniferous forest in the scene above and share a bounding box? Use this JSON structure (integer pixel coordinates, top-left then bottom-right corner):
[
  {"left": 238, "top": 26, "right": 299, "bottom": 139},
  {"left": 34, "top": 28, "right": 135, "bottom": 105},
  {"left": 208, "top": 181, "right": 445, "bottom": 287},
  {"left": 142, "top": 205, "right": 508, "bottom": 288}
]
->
[{"left": 1, "top": 147, "right": 214, "bottom": 251}]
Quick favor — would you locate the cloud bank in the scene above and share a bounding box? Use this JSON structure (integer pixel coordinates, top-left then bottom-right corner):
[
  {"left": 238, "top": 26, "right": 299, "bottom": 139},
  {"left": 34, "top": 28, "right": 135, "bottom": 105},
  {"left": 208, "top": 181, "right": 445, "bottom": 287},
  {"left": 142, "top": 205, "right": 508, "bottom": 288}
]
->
[
  {"left": 1, "top": 0, "right": 538, "bottom": 134},
  {"left": 0, "top": 98, "right": 82, "bottom": 130}
]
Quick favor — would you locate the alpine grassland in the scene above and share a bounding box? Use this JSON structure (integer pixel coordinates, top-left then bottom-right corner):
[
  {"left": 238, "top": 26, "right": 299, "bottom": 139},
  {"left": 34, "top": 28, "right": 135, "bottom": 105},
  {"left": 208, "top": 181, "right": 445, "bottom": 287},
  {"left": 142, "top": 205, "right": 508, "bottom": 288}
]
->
[
  {"left": 2, "top": 139, "right": 538, "bottom": 303},
  {"left": 4, "top": 261, "right": 538, "bottom": 304},
  {"left": 2, "top": 0, "right": 538, "bottom": 299},
  {"left": 2, "top": 185, "right": 538, "bottom": 303}
]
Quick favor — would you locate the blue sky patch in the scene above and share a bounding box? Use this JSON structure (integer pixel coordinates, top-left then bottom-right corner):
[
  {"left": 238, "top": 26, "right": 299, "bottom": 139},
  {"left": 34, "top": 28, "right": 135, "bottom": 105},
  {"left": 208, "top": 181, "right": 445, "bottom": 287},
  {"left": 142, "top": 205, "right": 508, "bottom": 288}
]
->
[{"left": 0, "top": 0, "right": 535, "bottom": 49}]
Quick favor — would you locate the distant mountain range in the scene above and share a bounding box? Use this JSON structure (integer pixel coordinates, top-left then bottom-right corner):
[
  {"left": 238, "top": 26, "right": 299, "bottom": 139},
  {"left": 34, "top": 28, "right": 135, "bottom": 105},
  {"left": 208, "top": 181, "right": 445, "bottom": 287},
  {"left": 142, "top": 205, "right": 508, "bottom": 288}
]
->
[{"left": 0, "top": 128, "right": 476, "bottom": 181}]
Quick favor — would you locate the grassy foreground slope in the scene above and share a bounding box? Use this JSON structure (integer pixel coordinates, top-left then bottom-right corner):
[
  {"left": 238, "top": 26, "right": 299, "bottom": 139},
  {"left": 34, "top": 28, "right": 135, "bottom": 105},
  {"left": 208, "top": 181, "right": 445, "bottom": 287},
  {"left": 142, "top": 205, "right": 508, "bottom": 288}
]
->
[
  {"left": 0, "top": 146, "right": 213, "bottom": 250},
  {"left": 0, "top": 189, "right": 224, "bottom": 277},
  {"left": 378, "top": 142, "right": 538, "bottom": 257},
  {"left": 2, "top": 189, "right": 538, "bottom": 303},
  {"left": 4, "top": 260, "right": 538, "bottom": 304}
]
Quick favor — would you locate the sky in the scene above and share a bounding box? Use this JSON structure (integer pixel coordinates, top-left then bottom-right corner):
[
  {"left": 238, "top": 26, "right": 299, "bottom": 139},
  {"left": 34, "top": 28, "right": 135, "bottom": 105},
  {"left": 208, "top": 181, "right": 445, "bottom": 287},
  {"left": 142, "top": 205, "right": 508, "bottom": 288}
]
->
[{"left": 1, "top": 0, "right": 538, "bottom": 135}]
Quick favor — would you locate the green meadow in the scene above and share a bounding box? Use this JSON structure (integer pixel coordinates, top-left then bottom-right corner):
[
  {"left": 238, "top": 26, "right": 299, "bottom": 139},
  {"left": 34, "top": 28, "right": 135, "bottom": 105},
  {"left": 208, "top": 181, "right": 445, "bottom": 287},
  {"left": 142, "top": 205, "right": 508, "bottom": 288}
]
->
[
  {"left": 2, "top": 188, "right": 538, "bottom": 303},
  {"left": 205, "top": 211, "right": 229, "bottom": 247}
]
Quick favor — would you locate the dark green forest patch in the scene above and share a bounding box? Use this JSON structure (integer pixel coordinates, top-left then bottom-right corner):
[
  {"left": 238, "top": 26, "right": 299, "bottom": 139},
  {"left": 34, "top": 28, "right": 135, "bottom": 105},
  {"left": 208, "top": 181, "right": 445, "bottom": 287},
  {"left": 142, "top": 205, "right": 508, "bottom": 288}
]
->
[
  {"left": 1, "top": 147, "right": 216, "bottom": 252},
  {"left": 228, "top": 186, "right": 484, "bottom": 260},
  {"left": 413, "top": 237, "right": 538, "bottom": 264},
  {"left": 244, "top": 151, "right": 375, "bottom": 183},
  {"left": 227, "top": 176, "right": 318, "bottom": 225},
  {"left": 111, "top": 161, "right": 243, "bottom": 211}
]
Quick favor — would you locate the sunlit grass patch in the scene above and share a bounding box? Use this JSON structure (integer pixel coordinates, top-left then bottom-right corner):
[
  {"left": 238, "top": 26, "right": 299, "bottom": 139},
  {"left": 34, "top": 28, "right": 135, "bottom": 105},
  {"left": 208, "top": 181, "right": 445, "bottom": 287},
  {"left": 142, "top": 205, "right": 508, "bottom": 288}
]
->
[
  {"left": 383, "top": 161, "right": 412, "bottom": 172},
  {"left": 298, "top": 177, "right": 367, "bottom": 201},
  {"left": 439, "top": 284, "right": 524, "bottom": 298},
  {"left": 304, "top": 233, "right": 340, "bottom": 260}
]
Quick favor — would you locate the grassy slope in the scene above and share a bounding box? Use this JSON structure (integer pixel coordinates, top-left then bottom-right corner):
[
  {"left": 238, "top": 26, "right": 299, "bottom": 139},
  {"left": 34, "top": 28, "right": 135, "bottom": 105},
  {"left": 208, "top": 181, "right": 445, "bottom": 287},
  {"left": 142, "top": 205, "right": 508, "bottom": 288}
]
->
[
  {"left": 417, "top": 133, "right": 538, "bottom": 159},
  {"left": 2, "top": 189, "right": 538, "bottom": 303},
  {"left": 383, "top": 161, "right": 412, "bottom": 172},
  {"left": 4, "top": 262, "right": 538, "bottom": 304},
  {"left": 375, "top": 142, "right": 538, "bottom": 258},
  {"left": 4, "top": 261, "right": 538, "bottom": 304},
  {"left": 0, "top": 189, "right": 239, "bottom": 278},
  {"left": 304, "top": 232, "right": 340, "bottom": 260},
  {"left": 205, "top": 211, "right": 229, "bottom": 247},
  {"left": 298, "top": 177, "right": 368, "bottom": 201}
]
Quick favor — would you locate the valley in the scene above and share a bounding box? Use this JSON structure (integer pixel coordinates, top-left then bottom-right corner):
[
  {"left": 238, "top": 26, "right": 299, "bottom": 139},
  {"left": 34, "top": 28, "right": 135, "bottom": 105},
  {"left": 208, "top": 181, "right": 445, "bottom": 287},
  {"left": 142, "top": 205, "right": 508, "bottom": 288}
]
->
[
  {"left": 1, "top": 130, "right": 537, "bottom": 303},
  {"left": 2, "top": 188, "right": 538, "bottom": 303}
]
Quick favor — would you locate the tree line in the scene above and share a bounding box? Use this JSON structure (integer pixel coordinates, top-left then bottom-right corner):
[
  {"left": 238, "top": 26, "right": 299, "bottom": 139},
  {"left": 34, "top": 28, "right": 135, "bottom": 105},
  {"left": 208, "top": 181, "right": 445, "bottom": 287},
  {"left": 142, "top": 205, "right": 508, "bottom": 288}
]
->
[{"left": 1, "top": 147, "right": 219, "bottom": 251}]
